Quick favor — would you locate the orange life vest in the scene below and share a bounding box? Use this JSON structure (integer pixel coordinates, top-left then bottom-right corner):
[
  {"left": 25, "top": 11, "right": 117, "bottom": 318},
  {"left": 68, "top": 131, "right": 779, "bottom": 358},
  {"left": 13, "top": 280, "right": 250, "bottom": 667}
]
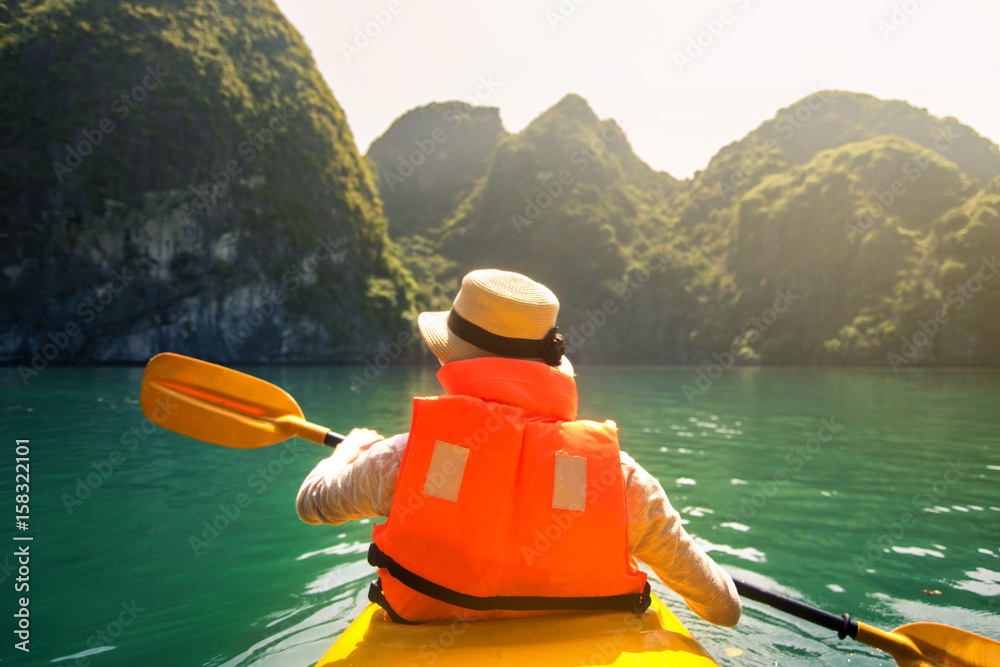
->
[{"left": 368, "top": 357, "right": 649, "bottom": 623}]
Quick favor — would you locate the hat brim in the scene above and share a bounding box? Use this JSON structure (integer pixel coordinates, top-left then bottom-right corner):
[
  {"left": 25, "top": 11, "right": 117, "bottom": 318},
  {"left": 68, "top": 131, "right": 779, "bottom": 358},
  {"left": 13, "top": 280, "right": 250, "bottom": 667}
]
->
[{"left": 418, "top": 310, "right": 574, "bottom": 376}]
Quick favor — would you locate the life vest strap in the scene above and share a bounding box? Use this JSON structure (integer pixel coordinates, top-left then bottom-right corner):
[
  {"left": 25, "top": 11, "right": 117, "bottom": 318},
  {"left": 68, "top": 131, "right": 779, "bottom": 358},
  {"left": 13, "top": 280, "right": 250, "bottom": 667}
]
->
[{"left": 368, "top": 544, "right": 651, "bottom": 614}]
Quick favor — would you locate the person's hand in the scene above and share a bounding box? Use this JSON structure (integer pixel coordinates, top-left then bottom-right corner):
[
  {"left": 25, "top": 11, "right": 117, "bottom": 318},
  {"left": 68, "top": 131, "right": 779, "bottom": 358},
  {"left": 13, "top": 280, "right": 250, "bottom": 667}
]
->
[{"left": 330, "top": 427, "right": 384, "bottom": 467}]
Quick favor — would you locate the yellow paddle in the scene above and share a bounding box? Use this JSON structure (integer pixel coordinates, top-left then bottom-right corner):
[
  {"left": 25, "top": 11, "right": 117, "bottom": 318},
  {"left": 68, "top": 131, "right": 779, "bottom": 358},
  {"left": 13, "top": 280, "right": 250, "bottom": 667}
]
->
[
  {"left": 735, "top": 579, "right": 1000, "bottom": 666},
  {"left": 139, "top": 352, "right": 344, "bottom": 448}
]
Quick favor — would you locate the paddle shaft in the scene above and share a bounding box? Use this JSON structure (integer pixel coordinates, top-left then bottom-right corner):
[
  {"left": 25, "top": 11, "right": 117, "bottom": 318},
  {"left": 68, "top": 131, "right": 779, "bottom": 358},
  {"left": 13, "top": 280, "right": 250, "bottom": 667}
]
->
[
  {"left": 251, "top": 415, "right": 345, "bottom": 447},
  {"left": 733, "top": 580, "right": 946, "bottom": 666},
  {"left": 323, "top": 431, "right": 345, "bottom": 446},
  {"left": 735, "top": 580, "right": 857, "bottom": 639},
  {"left": 280, "top": 413, "right": 346, "bottom": 447}
]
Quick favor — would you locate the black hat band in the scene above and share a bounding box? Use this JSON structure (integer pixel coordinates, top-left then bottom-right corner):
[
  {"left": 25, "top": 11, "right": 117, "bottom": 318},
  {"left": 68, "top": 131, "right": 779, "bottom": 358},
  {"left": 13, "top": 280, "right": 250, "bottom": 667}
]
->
[{"left": 446, "top": 310, "right": 565, "bottom": 366}]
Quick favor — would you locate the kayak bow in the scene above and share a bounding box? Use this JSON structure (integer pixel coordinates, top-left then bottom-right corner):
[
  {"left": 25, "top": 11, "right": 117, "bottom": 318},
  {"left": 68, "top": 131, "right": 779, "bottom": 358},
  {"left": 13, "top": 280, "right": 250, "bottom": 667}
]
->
[{"left": 317, "top": 593, "right": 718, "bottom": 666}]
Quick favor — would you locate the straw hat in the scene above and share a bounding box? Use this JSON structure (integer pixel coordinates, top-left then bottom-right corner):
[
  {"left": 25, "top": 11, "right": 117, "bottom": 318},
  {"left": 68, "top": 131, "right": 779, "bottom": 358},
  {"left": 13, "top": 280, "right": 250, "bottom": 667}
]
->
[{"left": 418, "top": 269, "right": 572, "bottom": 374}]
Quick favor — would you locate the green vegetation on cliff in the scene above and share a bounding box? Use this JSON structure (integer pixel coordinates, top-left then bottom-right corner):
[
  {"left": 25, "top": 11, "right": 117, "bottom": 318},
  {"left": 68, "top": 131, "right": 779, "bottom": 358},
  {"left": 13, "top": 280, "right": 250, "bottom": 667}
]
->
[
  {"left": 1, "top": 0, "right": 418, "bottom": 365},
  {"left": 422, "top": 94, "right": 680, "bottom": 346},
  {"left": 370, "top": 91, "right": 1000, "bottom": 366},
  {"left": 827, "top": 176, "right": 1000, "bottom": 366},
  {"left": 366, "top": 102, "right": 508, "bottom": 239}
]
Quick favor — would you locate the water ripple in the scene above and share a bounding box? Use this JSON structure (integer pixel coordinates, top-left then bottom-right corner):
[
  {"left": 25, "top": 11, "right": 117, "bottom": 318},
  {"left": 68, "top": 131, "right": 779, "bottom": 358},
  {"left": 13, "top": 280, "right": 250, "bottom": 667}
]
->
[
  {"left": 891, "top": 546, "right": 946, "bottom": 558},
  {"left": 695, "top": 537, "right": 767, "bottom": 563},
  {"left": 296, "top": 541, "right": 369, "bottom": 560}
]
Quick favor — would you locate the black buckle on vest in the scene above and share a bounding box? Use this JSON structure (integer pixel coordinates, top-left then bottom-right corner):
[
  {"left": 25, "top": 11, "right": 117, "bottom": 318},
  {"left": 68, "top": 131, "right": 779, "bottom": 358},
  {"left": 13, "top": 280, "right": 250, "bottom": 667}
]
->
[
  {"left": 368, "top": 578, "right": 418, "bottom": 625},
  {"left": 633, "top": 581, "right": 652, "bottom": 614}
]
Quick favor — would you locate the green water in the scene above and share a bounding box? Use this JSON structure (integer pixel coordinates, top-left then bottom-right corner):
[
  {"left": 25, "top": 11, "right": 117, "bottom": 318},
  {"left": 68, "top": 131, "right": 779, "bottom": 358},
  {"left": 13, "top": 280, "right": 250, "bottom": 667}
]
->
[{"left": 2, "top": 365, "right": 998, "bottom": 665}]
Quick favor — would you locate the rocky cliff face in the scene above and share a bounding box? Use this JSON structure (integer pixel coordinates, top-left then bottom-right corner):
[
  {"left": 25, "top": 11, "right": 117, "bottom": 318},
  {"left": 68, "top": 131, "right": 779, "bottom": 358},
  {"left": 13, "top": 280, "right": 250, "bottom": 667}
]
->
[{"left": 0, "top": 0, "right": 418, "bottom": 378}]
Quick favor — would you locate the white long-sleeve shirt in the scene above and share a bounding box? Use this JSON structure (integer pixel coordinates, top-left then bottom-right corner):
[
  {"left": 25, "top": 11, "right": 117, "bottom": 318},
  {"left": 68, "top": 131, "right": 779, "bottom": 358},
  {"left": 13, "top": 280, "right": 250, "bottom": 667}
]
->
[{"left": 297, "top": 433, "right": 741, "bottom": 627}]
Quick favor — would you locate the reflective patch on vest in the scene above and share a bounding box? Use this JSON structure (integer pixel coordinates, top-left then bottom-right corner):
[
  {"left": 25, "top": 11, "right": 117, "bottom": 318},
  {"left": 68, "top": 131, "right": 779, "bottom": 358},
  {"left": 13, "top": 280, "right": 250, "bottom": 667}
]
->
[
  {"left": 423, "top": 440, "right": 470, "bottom": 503},
  {"left": 552, "top": 454, "right": 587, "bottom": 511}
]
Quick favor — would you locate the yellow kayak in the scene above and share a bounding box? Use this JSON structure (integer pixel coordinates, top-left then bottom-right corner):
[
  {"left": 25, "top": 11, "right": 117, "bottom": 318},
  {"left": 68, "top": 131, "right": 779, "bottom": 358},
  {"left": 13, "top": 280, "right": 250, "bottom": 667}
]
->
[{"left": 316, "top": 593, "right": 718, "bottom": 666}]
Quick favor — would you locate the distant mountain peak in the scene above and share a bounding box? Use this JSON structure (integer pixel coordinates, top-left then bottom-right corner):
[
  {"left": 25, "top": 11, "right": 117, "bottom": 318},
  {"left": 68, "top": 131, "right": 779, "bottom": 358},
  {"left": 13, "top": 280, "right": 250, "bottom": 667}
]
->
[
  {"left": 765, "top": 90, "right": 1000, "bottom": 182},
  {"left": 554, "top": 92, "right": 593, "bottom": 109},
  {"left": 531, "top": 93, "right": 600, "bottom": 127},
  {"left": 366, "top": 99, "right": 508, "bottom": 238}
]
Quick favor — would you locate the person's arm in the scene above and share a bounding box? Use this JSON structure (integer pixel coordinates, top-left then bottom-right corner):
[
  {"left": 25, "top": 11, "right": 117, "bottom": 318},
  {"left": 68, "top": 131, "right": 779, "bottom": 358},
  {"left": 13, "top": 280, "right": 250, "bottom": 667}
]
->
[
  {"left": 621, "top": 450, "right": 741, "bottom": 627},
  {"left": 296, "top": 428, "right": 407, "bottom": 526}
]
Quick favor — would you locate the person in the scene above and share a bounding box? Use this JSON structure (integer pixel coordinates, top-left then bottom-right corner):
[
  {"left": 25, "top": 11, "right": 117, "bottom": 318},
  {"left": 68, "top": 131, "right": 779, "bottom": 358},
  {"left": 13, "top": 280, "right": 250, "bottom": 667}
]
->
[{"left": 297, "top": 269, "right": 741, "bottom": 626}]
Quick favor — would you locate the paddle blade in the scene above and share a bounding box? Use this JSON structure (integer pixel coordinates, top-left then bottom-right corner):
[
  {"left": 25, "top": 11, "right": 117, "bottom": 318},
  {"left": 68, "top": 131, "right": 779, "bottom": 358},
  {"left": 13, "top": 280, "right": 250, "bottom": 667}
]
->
[
  {"left": 895, "top": 622, "right": 1000, "bottom": 667},
  {"left": 141, "top": 352, "right": 309, "bottom": 448}
]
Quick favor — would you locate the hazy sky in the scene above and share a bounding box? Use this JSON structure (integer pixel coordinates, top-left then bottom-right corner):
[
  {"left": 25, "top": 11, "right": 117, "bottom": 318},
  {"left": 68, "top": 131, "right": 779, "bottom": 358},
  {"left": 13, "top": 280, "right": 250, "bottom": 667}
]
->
[{"left": 273, "top": 0, "right": 1000, "bottom": 179}]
